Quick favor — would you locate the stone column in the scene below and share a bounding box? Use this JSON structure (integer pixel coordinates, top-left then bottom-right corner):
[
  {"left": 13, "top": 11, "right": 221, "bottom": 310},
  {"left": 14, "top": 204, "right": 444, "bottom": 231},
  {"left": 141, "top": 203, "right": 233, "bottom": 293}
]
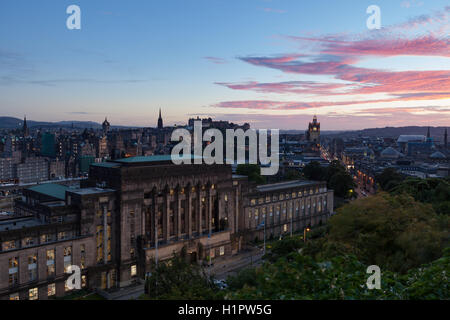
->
[
  {"left": 208, "top": 190, "right": 212, "bottom": 235},
  {"left": 176, "top": 192, "right": 182, "bottom": 239},
  {"left": 103, "top": 205, "right": 108, "bottom": 264},
  {"left": 164, "top": 194, "right": 170, "bottom": 242},
  {"left": 187, "top": 190, "right": 193, "bottom": 239},
  {"left": 152, "top": 193, "right": 158, "bottom": 245},
  {"left": 197, "top": 189, "right": 202, "bottom": 235}
]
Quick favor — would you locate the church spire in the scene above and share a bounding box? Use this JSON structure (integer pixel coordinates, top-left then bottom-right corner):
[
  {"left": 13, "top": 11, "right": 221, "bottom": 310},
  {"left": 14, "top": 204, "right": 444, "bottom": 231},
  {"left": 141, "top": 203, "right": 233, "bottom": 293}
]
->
[
  {"left": 157, "top": 108, "right": 163, "bottom": 129},
  {"left": 23, "top": 115, "right": 29, "bottom": 136}
]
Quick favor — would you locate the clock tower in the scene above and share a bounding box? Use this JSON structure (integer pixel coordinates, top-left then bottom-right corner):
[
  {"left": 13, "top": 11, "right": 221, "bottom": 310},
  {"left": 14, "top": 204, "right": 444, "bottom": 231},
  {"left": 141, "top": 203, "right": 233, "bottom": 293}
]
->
[{"left": 307, "top": 115, "right": 320, "bottom": 143}]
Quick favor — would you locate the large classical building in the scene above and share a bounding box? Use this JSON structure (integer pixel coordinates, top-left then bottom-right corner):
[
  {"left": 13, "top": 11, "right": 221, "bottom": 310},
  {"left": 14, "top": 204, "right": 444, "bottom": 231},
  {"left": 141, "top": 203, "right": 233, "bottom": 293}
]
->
[{"left": 0, "top": 155, "right": 333, "bottom": 300}]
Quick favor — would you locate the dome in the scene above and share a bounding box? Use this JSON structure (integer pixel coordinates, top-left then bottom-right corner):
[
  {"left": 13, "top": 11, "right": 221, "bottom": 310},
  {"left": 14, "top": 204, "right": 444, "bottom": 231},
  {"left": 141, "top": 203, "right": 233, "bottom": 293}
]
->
[
  {"left": 430, "top": 151, "right": 446, "bottom": 159},
  {"left": 381, "top": 147, "right": 400, "bottom": 159}
]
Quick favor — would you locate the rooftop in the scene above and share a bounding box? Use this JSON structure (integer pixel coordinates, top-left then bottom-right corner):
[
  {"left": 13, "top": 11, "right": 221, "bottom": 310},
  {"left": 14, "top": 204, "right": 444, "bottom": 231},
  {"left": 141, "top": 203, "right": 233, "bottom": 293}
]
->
[
  {"left": 256, "top": 180, "right": 321, "bottom": 193},
  {"left": 110, "top": 154, "right": 203, "bottom": 165},
  {"left": 68, "top": 187, "right": 115, "bottom": 195},
  {"left": 0, "top": 217, "right": 44, "bottom": 232},
  {"left": 28, "top": 183, "right": 69, "bottom": 201},
  {"left": 397, "top": 135, "right": 426, "bottom": 143}
]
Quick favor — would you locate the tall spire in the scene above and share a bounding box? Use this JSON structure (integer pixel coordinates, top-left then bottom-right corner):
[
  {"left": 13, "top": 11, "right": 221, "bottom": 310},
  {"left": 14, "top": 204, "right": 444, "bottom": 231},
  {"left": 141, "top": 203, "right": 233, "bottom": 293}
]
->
[
  {"left": 427, "top": 126, "right": 431, "bottom": 139},
  {"left": 157, "top": 108, "right": 163, "bottom": 129},
  {"left": 23, "top": 115, "right": 29, "bottom": 136}
]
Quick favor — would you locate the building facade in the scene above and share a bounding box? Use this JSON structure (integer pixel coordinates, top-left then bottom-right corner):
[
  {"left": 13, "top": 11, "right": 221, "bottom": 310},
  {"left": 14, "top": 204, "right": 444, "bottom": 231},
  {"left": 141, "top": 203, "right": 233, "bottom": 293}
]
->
[{"left": 0, "top": 155, "right": 334, "bottom": 299}]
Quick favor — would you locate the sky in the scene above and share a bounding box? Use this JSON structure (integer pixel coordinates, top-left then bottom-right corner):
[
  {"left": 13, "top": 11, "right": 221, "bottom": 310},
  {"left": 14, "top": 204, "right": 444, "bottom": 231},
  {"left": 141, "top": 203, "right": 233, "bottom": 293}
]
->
[{"left": 0, "top": 0, "right": 449, "bottom": 130}]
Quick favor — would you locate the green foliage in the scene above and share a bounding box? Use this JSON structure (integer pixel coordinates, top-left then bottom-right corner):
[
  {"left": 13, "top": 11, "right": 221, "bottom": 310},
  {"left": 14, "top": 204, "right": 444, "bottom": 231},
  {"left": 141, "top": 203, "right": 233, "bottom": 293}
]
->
[
  {"left": 389, "top": 177, "right": 450, "bottom": 215},
  {"left": 236, "top": 164, "right": 267, "bottom": 184},
  {"left": 302, "top": 161, "right": 327, "bottom": 181},
  {"left": 226, "top": 253, "right": 409, "bottom": 300},
  {"left": 284, "top": 169, "right": 302, "bottom": 181},
  {"left": 375, "top": 168, "right": 406, "bottom": 191},
  {"left": 226, "top": 237, "right": 449, "bottom": 300},
  {"left": 263, "top": 235, "right": 305, "bottom": 262},
  {"left": 303, "top": 160, "right": 355, "bottom": 198},
  {"left": 145, "top": 249, "right": 222, "bottom": 300},
  {"left": 327, "top": 192, "right": 448, "bottom": 273}
]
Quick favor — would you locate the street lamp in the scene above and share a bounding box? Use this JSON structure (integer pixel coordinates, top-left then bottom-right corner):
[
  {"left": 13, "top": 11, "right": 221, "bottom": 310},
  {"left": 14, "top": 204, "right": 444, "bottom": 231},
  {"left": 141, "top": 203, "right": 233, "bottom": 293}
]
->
[{"left": 303, "top": 227, "right": 311, "bottom": 243}]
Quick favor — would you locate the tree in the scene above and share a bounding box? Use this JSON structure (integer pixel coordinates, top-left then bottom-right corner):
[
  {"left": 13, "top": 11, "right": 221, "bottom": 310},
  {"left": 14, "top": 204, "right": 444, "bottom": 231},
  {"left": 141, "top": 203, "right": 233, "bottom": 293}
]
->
[
  {"left": 236, "top": 164, "right": 266, "bottom": 184},
  {"left": 389, "top": 177, "right": 450, "bottom": 215},
  {"left": 284, "top": 169, "right": 302, "bottom": 181},
  {"left": 375, "top": 168, "right": 405, "bottom": 191},
  {"left": 303, "top": 161, "right": 354, "bottom": 199},
  {"left": 302, "top": 161, "right": 326, "bottom": 181},
  {"left": 329, "top": 171, "right": 355, "bottom": 198},
  {"left": 145, "top": 249, "right": 222, "bottom": 300},
  {"left": 326, "top": 193, "right": 448, "bottom": 273}
]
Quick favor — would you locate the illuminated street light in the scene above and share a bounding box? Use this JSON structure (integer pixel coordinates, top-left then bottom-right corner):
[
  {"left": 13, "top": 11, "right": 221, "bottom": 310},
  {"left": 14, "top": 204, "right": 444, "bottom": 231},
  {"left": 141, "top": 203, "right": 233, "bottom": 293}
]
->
[{"left": 303, "top": 227, "right": 311, "bottom": 243}]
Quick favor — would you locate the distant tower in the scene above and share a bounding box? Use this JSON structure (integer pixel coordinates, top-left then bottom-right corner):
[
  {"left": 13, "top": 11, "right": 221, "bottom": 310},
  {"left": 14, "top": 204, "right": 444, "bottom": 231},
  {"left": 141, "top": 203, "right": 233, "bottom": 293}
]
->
[
  {"left": 157, "top": 108, "right": 163, "bottom": 129},
  {"left": 307, "top": 115, "right": 320, "bottom": 143},
  {"left": 23, "top": 115, "right": 29, "bottom": 137},
  {"left": 445, "top": 128, "right": 448, "bottom": 148},
  {"left": 427, "top": 127, "right": 431, "bottom": 139},
  {"left": 102, "top": 117, "right": 110, "bottom": 134}
]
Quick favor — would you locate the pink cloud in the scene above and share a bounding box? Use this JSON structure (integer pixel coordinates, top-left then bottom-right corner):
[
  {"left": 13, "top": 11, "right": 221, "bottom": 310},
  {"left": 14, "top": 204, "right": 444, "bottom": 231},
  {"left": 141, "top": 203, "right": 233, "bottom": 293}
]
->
[
  {"left": 204, "top": 56, "right": 228, "bottom": 64},
  {"left": 215, "top": 81, "right": 350, "bottom": 95},
  {"left": 214, "top": 92, "right": 450, "bottom": 111}
]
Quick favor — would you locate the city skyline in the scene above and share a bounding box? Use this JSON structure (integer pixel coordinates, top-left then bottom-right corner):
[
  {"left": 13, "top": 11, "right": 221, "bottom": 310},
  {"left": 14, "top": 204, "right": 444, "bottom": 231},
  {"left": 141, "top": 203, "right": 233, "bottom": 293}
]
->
[{"left": 0, "top": 0, "right": 449, "bottom": 130}]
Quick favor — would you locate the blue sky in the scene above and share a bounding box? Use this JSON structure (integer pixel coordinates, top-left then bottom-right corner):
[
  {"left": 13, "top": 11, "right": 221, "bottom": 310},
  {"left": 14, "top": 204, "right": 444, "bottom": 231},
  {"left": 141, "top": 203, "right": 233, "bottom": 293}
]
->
[{"left": 0, "top": 0, "right": 448, "bottom": 129}]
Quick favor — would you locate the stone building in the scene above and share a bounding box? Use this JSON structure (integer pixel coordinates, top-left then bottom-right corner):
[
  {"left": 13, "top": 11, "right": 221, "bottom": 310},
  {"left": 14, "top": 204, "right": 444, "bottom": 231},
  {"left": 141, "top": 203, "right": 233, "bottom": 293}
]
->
[
  {"left": 0, "top": 155, "right": 333, "bottom": 299},
  {"left": 241, "top": 180, "right": 333, "bottom": 242}
]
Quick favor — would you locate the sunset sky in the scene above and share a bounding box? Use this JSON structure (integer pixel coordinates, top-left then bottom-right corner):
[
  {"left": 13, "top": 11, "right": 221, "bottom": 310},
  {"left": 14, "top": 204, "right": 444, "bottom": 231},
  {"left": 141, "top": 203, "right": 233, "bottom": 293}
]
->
[{"left": 0, "top": 0, "right": 449, "bottom": 130}]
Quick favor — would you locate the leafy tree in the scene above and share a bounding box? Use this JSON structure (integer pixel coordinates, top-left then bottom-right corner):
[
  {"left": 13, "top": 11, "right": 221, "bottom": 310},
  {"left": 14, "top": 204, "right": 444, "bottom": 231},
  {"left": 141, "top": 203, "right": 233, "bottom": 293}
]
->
[
  {"left": 329, "top": 171, "right": 355, "bottom": 198},
  {"left": 236, "top": 164, "right": 266, "bottom": 184},
  {"left": 326, "top": 192, "right": 448, "bottom": 273},
  {"left": 375, "top": 168, "right": 405, "bottom": 191},
  {"left": 303, "top": 160, "right": 355, "bottom": 199},
  {"left": 284, "top": 169, "right": 302, "bottom": 181},
  {"left": 145, "top": 248, "right": 222, "bottom": 300},
  {"left": 302, "top": 161, "right": 327, "bottom": 181},
  {"left": 389, "top": 177, "right": 450, "bottom": 215},
  {"left": 225, "top": 236, "right": 449, "bottom": 300}
]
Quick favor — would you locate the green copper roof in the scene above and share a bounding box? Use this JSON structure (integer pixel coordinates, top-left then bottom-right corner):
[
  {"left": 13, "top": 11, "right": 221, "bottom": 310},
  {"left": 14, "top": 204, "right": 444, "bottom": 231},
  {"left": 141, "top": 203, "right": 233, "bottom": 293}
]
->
[
  {"left": 91, "top": 162, "right": 121, "bottom": 168},
  {"left": 114, "top": 154, "right": 203, "bottom": 164},
  {"left": 28, "top": 183, "right": 69, "bottom": 200}
]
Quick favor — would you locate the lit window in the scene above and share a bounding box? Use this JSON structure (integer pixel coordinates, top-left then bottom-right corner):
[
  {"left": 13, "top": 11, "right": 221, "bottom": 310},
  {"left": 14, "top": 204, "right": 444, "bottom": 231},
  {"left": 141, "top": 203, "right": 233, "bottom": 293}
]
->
[
  {"left": 47, "top": 249, "right": 55, "bottom": 277},
  {"left": 9, "top": 257, "right": 18, "bottom": 286},
  {"left": 3, "top": 240, "right": 16, "bottom": 251},
  {"left": 9, "top": 293, "right": 19, "bottom": 300},
  {"left": 29, "top": 288, "right": 38, "bottom": 300},
  {"left": 131, "top": 265, "right": 137, "bottom": 277},
  {"left": 58, "top": 231, "right": 66, "bottom": 240},
  {"left": 48, "top": 283, "right": 56, "bottom": 297},
  {"left": 219, "top": 246, "right": 225, "bottom": 256},
  {"left": 64, "top": 246, "right": 72, "bottom": 273}
]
